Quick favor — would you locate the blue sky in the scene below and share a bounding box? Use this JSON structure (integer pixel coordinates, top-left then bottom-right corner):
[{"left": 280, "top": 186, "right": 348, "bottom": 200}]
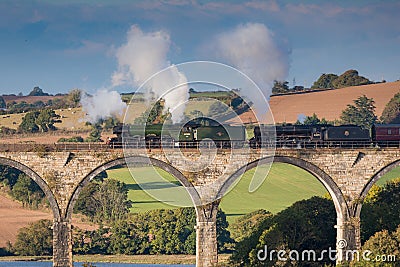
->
[{"left": 0, "top": 0, "right": 399, "bottom": 95}]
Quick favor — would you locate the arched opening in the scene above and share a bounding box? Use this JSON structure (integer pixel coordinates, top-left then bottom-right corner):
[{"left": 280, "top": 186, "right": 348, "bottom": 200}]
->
[
  {"left": 217, "top": 156, "right": 348, "bottom": 266},
  {"left": 0, "top": 157, "right": 59, "bottom": 257},
  {"left": 66, "top": 155, "right": 202, "bottom": 264},
  {"left": 218, "top": 156, "right": 348, "bottom": 220},
  {"left": 356, "top": 160, "right": 400, "bottom": 245},
  {"left": 67, "top": 155, "right": 200, "bottom": 218}
]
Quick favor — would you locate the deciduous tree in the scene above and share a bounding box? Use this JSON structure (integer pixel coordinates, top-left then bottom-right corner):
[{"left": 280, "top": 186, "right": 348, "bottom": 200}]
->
[
  {"left": 108, "top": 220, "right": 150, "bottom": 255},
  {"left": 18, "top": 111, "right": 40, "bottom": 133},
  {"left": 311, "top": 73, "right": 338, "bottom": 89},
  {"left": 19, "top": 109, "right": 59, "bottom": 133},
  {"left": 74, "top": 179, "right": 131, "bottom": 223},
  {"left": 67, "top": 89, "right": 82, "bottom": 107},
  {"left": 11, "top": 174, "right": 44, "bottom": 208},
  {"left": 85, "top": 123, "right": 103, "bottom": 142},
  {"left": 229, "top": 210, "right": 272, "bottom": 242},
  {"left": 272, "top": 80, "right": 289, "bottom": 94},
  {"left": 332, "top": 69, "right": 371, "bottom": 88},
  {"left": 13, "top": 219, "right": 53, "bottom": 256},
  {"left": 361, "top": 178, "right": 400, "bottom": 242},
  {"left": 380, "top": 92, "right": 400, "bottom": 124},
  {"left": 340, "top": 95, "right": 377, "bottom": 129},
  {"left": 353, "top": 226, "right": 400, "bottom": 266},
  {"left": 35, "top": 109, "right": 59, "bottom": 132},
  {"left": 231, "top": 197, "right": 336, "bottom": 266}
]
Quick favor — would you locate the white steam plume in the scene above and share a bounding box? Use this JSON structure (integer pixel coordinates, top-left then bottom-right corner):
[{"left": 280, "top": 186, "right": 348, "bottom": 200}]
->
[
  {"left": 112, "top": 25, "right": 189, "bottom": 123},
  {"left": 214, "top": 23, "right": 289, "bottom": 120},
  {"left": 81, "top": 90, "right": 126, "bottom": 123}
]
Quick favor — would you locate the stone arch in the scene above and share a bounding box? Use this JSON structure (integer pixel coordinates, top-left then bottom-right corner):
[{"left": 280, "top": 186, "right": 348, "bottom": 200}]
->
[
  {"left": 217, "top": 155, "right": 349, "bottom": 221},
  {"left": 66, "top": 155, "right": 201, "bottom": 220},
  {"left": 0, "top": 157, "right": 60, "bottom": 220},
  {"left": 355, "top": 159, "right": 400, "bottom": 218}
]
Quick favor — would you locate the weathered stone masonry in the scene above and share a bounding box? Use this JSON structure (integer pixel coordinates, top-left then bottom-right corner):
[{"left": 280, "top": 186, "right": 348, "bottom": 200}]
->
[{"left": 1, "top": 148, "right": 399, "bottom": 266}]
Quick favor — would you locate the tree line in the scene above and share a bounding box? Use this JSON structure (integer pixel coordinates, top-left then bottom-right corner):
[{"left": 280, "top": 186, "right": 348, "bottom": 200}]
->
[
  {"left": 0, "top": 88, "right": 81, "bottom": 115},
  {"left": 5, "top": 174, "right": 232, "bottom": 256},
  {"left": 272, "top": 69, "right": 376, "bottom": 95},
  {"left": 2, "top": 171, "right": 399, "bottom": 266}
]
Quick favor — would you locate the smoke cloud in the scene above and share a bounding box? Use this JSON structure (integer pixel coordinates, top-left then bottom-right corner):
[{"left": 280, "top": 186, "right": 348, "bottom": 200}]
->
[
  {"left": 81, "top": 90, "right": 126, "bottom": 123},
  {"left": 214, "top": 23, "right": 289, "bottom": 119},
  {"left": 112, "top": 25, "right": 189, "bottom": 123}
]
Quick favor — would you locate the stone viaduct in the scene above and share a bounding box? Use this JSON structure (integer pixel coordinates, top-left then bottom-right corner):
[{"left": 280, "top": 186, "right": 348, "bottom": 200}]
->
[{"left": 0, "top": 145, "right": 400, "bottom": 267}]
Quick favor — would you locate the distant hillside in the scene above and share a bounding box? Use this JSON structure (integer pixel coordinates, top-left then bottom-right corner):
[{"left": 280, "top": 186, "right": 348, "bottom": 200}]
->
[
  {"left": 270, "top": 81, "right": 400, "bottom": 123},
  {"left": 229, "top": 81, "right": 400, "bottom": 124},
  {"left": 2, "top": 95, "right": 64, "bottom": 104}
]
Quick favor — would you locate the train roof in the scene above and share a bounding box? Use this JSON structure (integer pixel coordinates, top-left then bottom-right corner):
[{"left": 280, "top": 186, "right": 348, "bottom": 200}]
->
[
  {"left": 257, "top": 123, "right": 333, "bottom": 127},
  {"left": 374, "top": 124, "right": 400, "bottom": 127}
]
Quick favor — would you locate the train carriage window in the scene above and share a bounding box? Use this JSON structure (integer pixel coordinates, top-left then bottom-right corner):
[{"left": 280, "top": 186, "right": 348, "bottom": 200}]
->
[{"left": 388, "top": 129, "right": 392, "bottom": 135}]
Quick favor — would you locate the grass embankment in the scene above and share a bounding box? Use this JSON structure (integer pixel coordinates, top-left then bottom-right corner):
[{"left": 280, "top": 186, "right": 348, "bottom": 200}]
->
[{"left": 0, "top": 256, "right": 52, "bottom": 262}]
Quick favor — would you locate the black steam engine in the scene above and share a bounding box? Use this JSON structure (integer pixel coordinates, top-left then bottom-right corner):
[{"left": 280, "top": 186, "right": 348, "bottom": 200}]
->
[{"left": 250, "top": 124, "right": 400, "bottom": 148}]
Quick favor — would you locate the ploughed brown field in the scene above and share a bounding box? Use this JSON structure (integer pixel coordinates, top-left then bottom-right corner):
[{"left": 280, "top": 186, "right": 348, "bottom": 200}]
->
[
  {"left": 0, "top": 194, "right": 52, "bottom": 247},
  {"left": 0, "top": 194, "right": 96, "bottom": 247},
  {"left": 230, "top": 81, "right": 400, "bottom": 124}
]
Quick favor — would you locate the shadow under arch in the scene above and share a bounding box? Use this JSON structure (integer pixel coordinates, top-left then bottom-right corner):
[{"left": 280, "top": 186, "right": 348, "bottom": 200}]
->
[
  {"left": 0, "top": 157, "right": 61, "bottom": 220},
  {"left": 66, "top": 155, "right": 201, "bottom": 220},
  {"left": 355, "top": 159, "right": 400, "bottom": 218},
  {"left": 217, "top": 155, "right": 349, "bottom": 221}
]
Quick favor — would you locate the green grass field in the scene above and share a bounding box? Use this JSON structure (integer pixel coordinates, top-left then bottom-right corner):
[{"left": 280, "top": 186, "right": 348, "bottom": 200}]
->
[
  {"left": 219, "top": 163, "right": 327, "bottom": 218},
  {"left": 107, "top": 163, "right": 327, "bottom": 223},
  {"left": 107, "top": 167, "right": 193, "bottom": 212},
  {"left": 375, "top": 166, "right": 400, "bottom": 185},
  {"left": 107, "top": 163, "right": 400, "bottom": 224}
]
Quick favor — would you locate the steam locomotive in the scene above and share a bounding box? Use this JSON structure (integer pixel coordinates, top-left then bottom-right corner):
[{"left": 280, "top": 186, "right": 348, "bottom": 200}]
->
[
  {"left": 109, "top": 119, "right": 400, "bottom": 149},
  {"left": 110, "top": 117, "right": 246, "bottom": 148}
]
